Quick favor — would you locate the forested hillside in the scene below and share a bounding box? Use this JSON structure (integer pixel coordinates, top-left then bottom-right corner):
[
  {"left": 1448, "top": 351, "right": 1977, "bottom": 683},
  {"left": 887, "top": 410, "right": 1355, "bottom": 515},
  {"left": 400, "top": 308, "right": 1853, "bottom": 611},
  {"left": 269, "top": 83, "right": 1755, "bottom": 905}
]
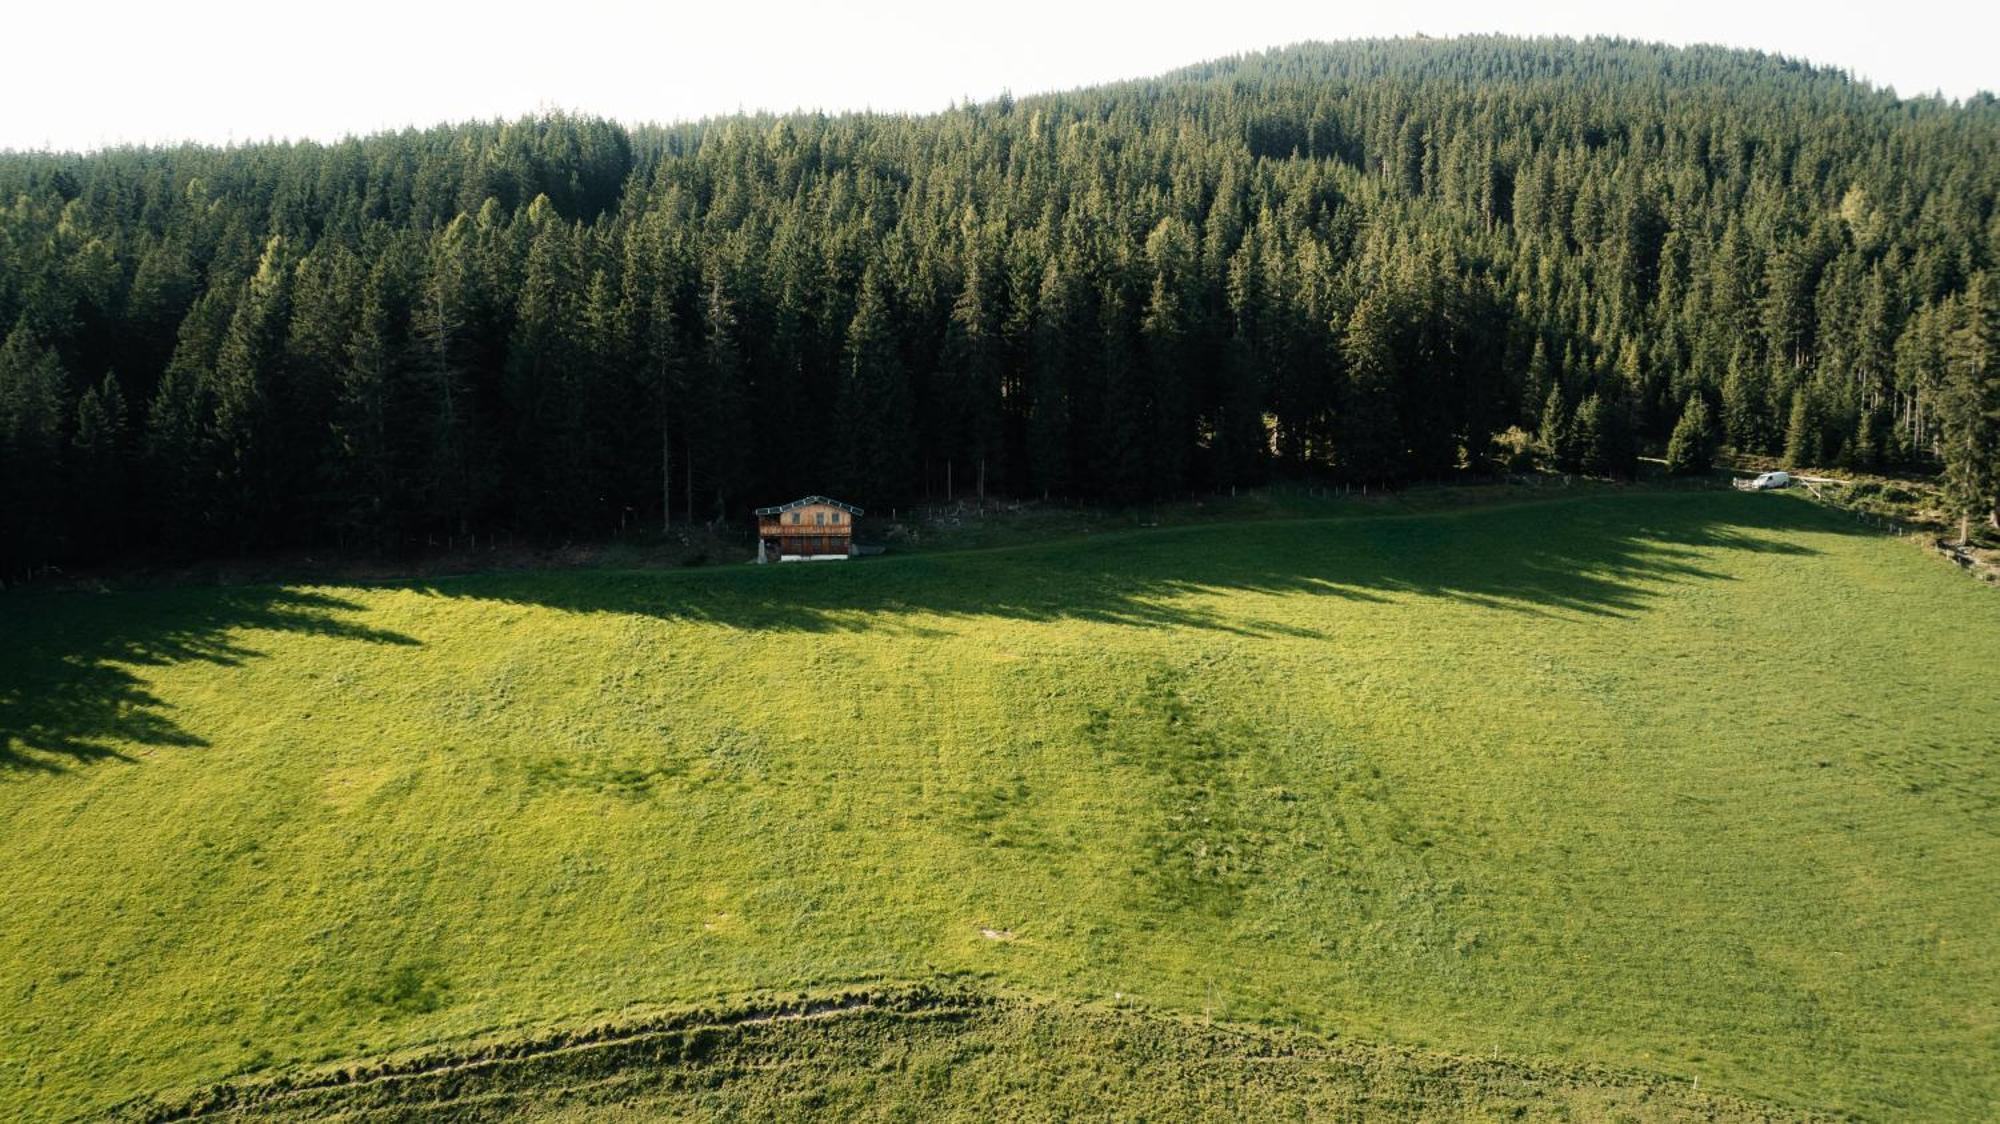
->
[{"left": 1, "top": 37, "right": 1996, "bottom": 575}]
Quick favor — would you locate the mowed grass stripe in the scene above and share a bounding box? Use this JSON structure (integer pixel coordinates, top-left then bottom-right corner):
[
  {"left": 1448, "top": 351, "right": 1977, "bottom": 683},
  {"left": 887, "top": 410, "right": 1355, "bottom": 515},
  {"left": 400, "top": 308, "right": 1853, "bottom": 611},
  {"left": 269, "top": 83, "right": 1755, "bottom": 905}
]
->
[{"left": 1, "top": 491, "right": 1995, "bottom": 1120}]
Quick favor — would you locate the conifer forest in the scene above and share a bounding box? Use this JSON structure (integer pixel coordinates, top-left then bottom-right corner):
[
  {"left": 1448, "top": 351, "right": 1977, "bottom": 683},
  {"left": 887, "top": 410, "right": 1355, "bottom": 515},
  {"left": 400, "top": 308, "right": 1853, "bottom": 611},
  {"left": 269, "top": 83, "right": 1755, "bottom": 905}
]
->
[{"left": 2, "top": 37, "right": 1996, "bottom": 576}]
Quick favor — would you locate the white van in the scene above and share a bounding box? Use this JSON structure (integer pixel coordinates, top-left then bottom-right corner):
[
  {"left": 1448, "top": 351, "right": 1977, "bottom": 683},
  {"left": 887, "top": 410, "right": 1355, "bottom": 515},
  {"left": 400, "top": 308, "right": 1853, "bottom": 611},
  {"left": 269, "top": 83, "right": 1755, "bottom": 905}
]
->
[{"left": 1748, "top": 471, "right": 1791, "bottom": 490}]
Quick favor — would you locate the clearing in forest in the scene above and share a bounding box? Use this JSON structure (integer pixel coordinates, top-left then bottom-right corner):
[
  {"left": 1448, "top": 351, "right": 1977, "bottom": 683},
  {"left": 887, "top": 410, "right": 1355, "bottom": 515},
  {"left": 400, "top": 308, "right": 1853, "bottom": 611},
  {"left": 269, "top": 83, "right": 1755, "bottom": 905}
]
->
[{"left": 2, "top": 491, "right": 1995, "bottom": 1120}]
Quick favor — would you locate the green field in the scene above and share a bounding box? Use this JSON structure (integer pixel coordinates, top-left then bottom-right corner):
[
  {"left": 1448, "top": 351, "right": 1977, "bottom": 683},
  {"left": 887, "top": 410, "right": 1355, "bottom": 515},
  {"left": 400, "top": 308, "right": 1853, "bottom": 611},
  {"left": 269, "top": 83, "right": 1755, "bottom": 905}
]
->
[{"left": 3, "top": 491, "right": 1996, "bottom": 1120}]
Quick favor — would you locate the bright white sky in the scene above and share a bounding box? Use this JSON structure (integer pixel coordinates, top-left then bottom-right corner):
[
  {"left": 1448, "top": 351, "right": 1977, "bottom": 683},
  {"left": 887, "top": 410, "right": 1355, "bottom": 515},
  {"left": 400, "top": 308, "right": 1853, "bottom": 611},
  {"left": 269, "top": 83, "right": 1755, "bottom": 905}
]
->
[{"left": 6, "top": 0, "right": 1994, "bottom": 152}]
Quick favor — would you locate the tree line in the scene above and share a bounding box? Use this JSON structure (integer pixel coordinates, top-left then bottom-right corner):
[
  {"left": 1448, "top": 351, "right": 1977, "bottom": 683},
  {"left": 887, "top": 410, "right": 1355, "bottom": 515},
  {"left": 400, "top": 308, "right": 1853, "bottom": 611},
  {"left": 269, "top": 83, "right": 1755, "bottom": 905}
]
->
[{"left": 1, "top": 36, "right": 1996, "bottom": 576}]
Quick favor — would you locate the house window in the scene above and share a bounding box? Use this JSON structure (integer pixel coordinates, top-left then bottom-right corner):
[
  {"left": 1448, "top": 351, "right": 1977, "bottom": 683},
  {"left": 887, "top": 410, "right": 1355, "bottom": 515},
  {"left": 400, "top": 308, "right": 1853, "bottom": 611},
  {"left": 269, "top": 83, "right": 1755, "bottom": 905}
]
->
[
  {"left": 833, "top": 512, "right": 843, "bottom": 524},
  {"left": 815, "top": 512, "right": 826, "bottom": 525}
]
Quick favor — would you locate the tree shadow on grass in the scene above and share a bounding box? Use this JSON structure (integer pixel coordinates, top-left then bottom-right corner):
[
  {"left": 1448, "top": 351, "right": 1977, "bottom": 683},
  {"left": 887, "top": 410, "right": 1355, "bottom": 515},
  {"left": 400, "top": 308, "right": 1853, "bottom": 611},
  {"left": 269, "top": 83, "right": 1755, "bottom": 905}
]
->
[
  {"left": 1, "top": 588, "right": 418, "bottom": 776},
  {"left": 417, "top": 493, "right": 1854, "bottom": 637},
  {"left": 0, "top": 496, "right": 1852, "bottom": 776}
]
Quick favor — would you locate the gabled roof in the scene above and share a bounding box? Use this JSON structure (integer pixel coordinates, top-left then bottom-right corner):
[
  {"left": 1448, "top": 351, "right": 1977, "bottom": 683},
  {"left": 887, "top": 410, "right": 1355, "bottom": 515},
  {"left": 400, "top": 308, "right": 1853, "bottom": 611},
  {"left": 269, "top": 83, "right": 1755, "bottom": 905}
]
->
[{"left": 754, "top": 495, "right": 864, "bottom": 516}]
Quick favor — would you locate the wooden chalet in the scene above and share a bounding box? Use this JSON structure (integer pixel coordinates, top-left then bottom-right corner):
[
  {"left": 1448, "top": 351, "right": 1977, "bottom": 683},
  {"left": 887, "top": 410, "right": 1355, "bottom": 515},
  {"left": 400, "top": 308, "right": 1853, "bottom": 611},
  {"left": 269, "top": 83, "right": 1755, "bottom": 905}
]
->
[{"left": 755, "top": 496, "right": 862, "bottom": 561}]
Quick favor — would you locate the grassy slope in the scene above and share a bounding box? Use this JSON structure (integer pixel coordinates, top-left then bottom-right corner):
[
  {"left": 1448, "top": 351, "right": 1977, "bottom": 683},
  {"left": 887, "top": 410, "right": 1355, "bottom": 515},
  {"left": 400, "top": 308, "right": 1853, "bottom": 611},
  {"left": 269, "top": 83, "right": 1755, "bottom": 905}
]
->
[
  {"left": 133, "top": 986, "right": 1820, "bottom": 1122},
  {"left": 3, "top": 491, "right": 1995, "bottom": 1120}
]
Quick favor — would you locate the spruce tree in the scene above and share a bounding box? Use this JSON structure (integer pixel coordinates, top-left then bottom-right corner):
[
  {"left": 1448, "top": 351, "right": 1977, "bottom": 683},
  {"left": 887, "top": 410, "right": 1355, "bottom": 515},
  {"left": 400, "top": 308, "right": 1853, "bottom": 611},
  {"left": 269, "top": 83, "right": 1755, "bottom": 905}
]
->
[
  {"left": 694, "top": 262, "right": 751, "bottom": 522},
  {"left": 1850, "top": 406, "right": 1886, "bottom": 472},
  {"left": 1142, "top": 218, "right": 1198, "bottom": 493},
  {"left": 1536, "top": 383, "right": 1572, "bottom": 471},
  {"left": 209, "top": 237, "right": 294, "bottom": 543},
  {"left": 1027, "top": 258, "right": 1077, "bottom": 498},
  {"left": 506, "top": 200, "right": 585, "bottom": 529},
  {"left": 1938, "top": 275, "right": 1999, "bottom": 539},
  {"left": 1572, "top": 393, "right": 1608, "bottom": 476},
  {"left": 144, "top": 355, "right": 216, "bottom": 551},
  {"left": 1525, "top": 338, "right": 1554, "bottom": 405},
  {"left": 1664, "top": 395, "right": 1719, "bottom": 475},
  {"left": 1096, "top": 279, "right": 1150, "bottom": 500},
  {"left": 1720, "top": 352, "right": 1767, "bottom": 454},
  {"left": 334, "top": 270, "right": 402, "bottom": 545},
  {"left": 836, "top": 267, "right": 915, "bottom": 502},
  {"left": 1139, "top": 271, "right": 1187, "bottom": 491},
  {"left": 1338, "top": 292, "right": 1404, "bottom": 480},
  {"left": 1783, "top": 389, "right": 1821, "bottom": 469},
  {"left": 413, "top": 218, "right": 482, "bottom": 535},
  {"left": 622, "top": 213, "right": 684, "bottom": 531},
  {"left": 940, "top": 253, "right": 1002, "bottom": 500}
]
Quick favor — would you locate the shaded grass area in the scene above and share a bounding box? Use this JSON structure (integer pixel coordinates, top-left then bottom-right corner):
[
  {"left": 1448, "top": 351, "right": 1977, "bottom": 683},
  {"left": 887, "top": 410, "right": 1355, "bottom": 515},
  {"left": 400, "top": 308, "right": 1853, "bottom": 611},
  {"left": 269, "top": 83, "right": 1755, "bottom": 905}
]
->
[
  {"left": 2, "top": 491, "right": 1996, "bottom": 1120},
  {"left": 129, "top": 983, "right": 1823, "bottom": 1122},
  {"left": 1, "top": 590, "right": 417, "bottom": 775},
  {"left": 422, "top": 487, "right": 1821, "bottom": 634}
]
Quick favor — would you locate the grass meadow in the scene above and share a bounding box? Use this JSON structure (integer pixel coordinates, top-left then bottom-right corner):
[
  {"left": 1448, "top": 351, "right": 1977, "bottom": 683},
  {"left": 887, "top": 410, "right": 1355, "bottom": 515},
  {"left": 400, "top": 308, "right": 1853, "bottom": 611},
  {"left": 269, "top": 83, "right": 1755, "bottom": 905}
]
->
[{"left": 2, "top": 490, "right": 1995, "bottom": 1119}]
